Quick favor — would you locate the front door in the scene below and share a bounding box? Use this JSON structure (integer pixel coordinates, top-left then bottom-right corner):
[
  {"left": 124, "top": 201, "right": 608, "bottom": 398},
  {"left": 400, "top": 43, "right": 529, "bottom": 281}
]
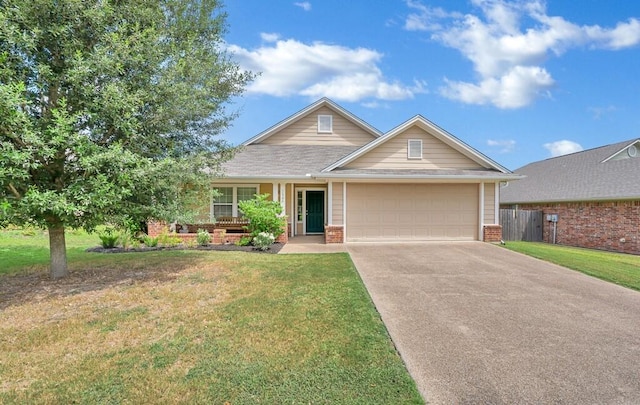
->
[{"left": 306, "top": 190, "right": 324, "bottom": 233}]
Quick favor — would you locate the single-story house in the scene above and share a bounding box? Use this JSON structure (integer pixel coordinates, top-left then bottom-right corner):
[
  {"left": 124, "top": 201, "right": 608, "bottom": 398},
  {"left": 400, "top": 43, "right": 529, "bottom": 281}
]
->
[
  {"left": 500, "top": 138, "right": 640, "bottom": 254},
  {"left": 206, "top": 98, "right": 519, "bottom": 244}
]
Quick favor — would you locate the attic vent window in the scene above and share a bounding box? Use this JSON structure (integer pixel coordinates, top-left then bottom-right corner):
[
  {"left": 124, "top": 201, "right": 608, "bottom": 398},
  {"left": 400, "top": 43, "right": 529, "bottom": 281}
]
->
[
  {"left": 628, "top": 145, "right": 637, "bottom": 157},
  {"left": 318, "top": 115, "right": 333, "bottom": 133},
  {"left": 408, "top": 139, "right": 423, "bottom": 160}
]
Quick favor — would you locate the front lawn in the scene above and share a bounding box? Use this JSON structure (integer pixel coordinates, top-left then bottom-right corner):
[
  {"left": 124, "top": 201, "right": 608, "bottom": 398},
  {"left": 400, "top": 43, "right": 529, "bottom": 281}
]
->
[
  {"left": 502, "top": 242, "right": 640, "bottom": 291},
  {"left": 0, "top": 230, "right": 422, "bottom": 403}
]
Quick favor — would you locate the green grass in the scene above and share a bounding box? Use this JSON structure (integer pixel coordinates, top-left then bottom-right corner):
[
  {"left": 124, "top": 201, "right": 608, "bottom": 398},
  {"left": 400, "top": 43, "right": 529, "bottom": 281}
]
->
[
  {"left": 0, "top": 227, "right": 98, "bottom": 276},
  {"left": 0, "top": 229, "right": 422, "bottom": 404},
  {"left": 503, "top": 242, "right": 640, "bottom": 291}
]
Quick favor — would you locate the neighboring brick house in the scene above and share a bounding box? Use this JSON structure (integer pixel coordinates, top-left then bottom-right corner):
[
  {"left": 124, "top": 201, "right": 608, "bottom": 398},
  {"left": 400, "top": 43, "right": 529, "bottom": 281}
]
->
[{"left": 500, "top": 139, "right": 640, "bottom": 255}]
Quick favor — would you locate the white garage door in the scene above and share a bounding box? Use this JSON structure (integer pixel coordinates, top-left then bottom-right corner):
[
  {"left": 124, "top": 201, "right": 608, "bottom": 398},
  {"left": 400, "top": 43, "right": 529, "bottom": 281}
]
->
[{"left": 346, "top": 183, "right": 478, "bottom": 241}]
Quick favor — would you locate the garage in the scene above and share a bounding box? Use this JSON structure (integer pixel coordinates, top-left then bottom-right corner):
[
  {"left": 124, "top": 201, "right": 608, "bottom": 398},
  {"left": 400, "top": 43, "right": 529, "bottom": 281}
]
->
[{"left": 346, "top": 183, "right": 478, "bottom": 241}]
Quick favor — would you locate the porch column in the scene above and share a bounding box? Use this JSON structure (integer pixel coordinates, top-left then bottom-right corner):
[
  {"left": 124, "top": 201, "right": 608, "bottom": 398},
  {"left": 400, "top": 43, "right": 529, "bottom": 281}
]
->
[
  {"left": 495, "top": 181, "right": 500, "bottom": 225},
  {"left": 272, "top": 183, "right": 279, "bottom": 204},
  {"left": 479, "top": 183, "right": 485, "bottom": 240},
  {"left": 291, "top": 183, "right": 296, "bottom": 236},
  {"left": 279, "top": 182, "right": 286, "bottom": 209},
  {"left": 327, "top": 181, "right": 333, "bottom": 225}
]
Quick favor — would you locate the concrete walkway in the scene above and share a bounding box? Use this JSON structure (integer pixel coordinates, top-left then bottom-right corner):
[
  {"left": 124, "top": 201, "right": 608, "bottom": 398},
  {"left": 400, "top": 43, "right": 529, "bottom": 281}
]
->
[
  {"left": 347, "top": 242, "right": 640, "bottom": 404},
  {"left": 278, "top": 235, "right": 347, "bottom": 254}
]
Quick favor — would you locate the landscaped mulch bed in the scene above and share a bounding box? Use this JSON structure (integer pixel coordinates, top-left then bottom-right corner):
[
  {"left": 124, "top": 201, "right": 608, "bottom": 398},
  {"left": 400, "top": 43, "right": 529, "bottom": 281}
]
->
[{"left": 86, "top": 243, "right": 284, "bottom": 254}]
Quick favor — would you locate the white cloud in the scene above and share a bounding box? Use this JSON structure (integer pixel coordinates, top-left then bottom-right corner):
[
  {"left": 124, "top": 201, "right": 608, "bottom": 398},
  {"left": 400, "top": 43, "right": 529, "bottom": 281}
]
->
[
  {"left": 588, "top": 105, "right": 616, "bottom": 119},
  {"left": 228, "top": 36, "right": 426, "bottom": 102},
  {"left": 487, "top": 139, "right": 516, "bottom": 153},
  {"left": 543, "top": 140, "right": 583, "bottom": 157},
  {"left": 260, "top": 32, "right": 280, "bottom": 43},
  {"left": 442, "top": 65, "right": 553, "bottom": 108},
  {"left": 294, "top": 2, "right": 312, "bottom": 12},
  {"left": 405, "top": 0, "right": 640, "bottom": 108}
]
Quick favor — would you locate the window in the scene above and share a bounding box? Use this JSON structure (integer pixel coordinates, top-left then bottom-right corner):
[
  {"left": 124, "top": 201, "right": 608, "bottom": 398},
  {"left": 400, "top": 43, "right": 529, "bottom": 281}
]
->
[
  {"left": 407, "top": 139, "right": 423, "bottom": 159},
  {"left": 212, "top": 185, "right": 258, "bottom": 219},
  {"left": 297, "top": 191, "right": 303, "bottom": 221},
  {"left": 318, "top": 115, "right": 333, "bottom": 133}
]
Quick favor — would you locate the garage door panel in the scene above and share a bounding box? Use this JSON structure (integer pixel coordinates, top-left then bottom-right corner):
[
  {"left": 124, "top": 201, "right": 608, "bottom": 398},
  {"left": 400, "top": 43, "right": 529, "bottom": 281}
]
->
[{"left": 347, "top": 183, "right": 478, "bottom": 241}]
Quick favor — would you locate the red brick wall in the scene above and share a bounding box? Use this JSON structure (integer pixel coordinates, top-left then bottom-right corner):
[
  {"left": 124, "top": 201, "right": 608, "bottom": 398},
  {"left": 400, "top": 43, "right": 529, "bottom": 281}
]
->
[
  {"left": 483, "top": 225, "right": 503, "bottom": 242},
  {"left": 324, "top": 225, "right": 344, "bottom": 243},
  {"left": 516, "top": 200, "right": 640, "bottom": 255}
]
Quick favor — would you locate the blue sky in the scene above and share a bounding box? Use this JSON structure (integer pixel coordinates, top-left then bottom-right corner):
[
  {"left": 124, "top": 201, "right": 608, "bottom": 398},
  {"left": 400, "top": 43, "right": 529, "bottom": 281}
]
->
[{"left": 222, "top": 0, "right": 640, "bottom": 170}]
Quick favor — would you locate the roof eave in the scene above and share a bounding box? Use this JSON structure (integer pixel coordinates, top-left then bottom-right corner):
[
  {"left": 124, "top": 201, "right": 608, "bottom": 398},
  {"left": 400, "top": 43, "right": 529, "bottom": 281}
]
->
[{"left": 501, "top": 195, "right": 640, "bottom": 205}]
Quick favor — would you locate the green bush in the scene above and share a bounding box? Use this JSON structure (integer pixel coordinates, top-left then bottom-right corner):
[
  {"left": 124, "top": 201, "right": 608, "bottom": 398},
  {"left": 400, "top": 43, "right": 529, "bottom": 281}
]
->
[
  {"left": 196, "top": 229, "right": 211, "bottom": 246},
  {"left": 237, "top": 193, "right": 286, "bottom": 238},
  {"left": 235, "top": 236, "right": 252, "bottom": 246},
  {"left": 158, "top": 232, "right": 182, "bottom": 247},
  {"left": 98, "top": 228, "right": 119, "bottom": 248},
  {"left": 142, "top": 235, "right": 159, "bottom": 247}
]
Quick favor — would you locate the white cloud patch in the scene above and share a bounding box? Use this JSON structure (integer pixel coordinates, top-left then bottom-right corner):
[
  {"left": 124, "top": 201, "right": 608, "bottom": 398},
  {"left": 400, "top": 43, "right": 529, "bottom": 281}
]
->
[
  {"left": 260, "top": 32, "right": 280, "bottom": 43},
  {"left": 228, "top": 36, "right": 427, "bottom": 102},
  {"left": 487, "top": 139, "right": 516, "bottom": 153},
  {"left": 588, "top": 105, "right": 616, "bottom": 119},
  {"left": 294, "top": 2, "right": 312, "bottom": 11},
  {"left": 543, "top": 140, "right": 583, "bottom": 157},
  {"left": 405, "top": 0, "right": 640, "bottom": 108}
]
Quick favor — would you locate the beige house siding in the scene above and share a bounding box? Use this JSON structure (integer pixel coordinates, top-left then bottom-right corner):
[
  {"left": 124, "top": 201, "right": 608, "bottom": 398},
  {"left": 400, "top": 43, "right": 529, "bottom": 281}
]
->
[
  {"left": 483, "top": 182, "right": 496, "bottom": 224},
  {"left": 331, "top": 182, "right": 344, "bottom": 225},
  {"left": 259, "top": 183, "right": 272, "bottom": 197},
  {"left": 346, "top": 125, "right": 483, "bottom": 169},
  {"left": 260, "top": 106, "right": 375, "bottom": 146}
]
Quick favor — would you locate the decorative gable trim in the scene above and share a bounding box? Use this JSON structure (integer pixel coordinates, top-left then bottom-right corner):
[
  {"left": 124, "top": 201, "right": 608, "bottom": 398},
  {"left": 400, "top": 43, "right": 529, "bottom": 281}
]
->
[
  {"left": 242, "top": 97, "right": 382, "bottom": 145},
  {"left": 322, "top": 115, "right": 512, "bottom": 173},
  {"left": 601, "top": 139, "right": 640, "bottom": 163}
]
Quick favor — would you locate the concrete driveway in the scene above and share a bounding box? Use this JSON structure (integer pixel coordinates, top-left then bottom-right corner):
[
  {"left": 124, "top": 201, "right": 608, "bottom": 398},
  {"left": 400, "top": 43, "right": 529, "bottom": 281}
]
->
[{"left": 347, "top": 242, "right": 640, "bottom": 404}]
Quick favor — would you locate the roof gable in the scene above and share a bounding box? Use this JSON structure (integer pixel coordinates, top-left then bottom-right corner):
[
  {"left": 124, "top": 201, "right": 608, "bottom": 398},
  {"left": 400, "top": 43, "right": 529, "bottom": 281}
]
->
[
  {"left": 323, "top": 115, "right": 511, "bottom": 173},
  {"left": 243, "top": 98, "right": 381, "bottom": 146},
  {"left": 601, "top": 139, "right": 640, "bottom": 162}
]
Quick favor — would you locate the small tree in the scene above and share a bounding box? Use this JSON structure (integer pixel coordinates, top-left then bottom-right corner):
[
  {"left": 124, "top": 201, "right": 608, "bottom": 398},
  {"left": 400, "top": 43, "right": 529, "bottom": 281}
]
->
[
  {"left": 237, "top": 194, "right": 286, "bottom": 238},
  {"left": 0, "top": 0, "right": 252, "bottom": 278}
]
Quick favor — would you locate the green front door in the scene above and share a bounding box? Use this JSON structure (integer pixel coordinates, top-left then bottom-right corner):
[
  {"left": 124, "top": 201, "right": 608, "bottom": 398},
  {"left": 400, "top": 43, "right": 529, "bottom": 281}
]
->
[{"left": 306, "top": 191, "right": 324, "bottom": 233}]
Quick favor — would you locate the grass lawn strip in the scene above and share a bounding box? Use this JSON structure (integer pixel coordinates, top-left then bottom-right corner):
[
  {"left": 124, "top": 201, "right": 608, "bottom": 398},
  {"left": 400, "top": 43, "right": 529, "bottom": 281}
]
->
[
  {"left": 503, "top": 242, "right": 640, "bottom": 291},
  {"left": 0, "top": 230, "right": 423, "bottom": 403}
]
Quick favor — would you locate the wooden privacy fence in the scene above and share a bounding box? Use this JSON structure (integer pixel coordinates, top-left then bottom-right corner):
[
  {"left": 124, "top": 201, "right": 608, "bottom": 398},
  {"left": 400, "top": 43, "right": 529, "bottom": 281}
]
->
[{"left": 499, "top": 209, "right": 543, "bottom": 241}]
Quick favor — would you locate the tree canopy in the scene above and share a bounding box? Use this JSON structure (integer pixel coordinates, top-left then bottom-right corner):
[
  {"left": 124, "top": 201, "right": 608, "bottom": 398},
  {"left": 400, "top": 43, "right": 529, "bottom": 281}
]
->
[{"left": 0, "top": 0, "right": 252, "bottom": 278}]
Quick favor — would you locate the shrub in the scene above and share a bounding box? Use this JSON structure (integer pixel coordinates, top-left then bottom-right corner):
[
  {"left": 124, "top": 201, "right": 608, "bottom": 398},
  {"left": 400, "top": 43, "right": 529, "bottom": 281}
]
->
[
  {"left": 142, "top": 235, "right": 159, "bottom": 247},
  {"left": 238, "top": 193, "right": 286, "bottom": 238},
  {"left": 98, "top": 228, "right": 119, "bottom": 248},
  {"left": 158, "top": 232, "right": 182, "bottom": 247},
  {"left": 253, "top": 232, "right": 275, "bottom": 251},
  {"left": 196, "top": 229, "right": 211, "bottom": 246},
  {"left": 235, "top": 236, "right": 252, "bottom": 246}
]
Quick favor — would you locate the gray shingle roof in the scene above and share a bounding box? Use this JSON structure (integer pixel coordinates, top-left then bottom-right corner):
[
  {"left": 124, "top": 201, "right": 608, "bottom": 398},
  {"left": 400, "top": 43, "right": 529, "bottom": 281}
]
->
[
  {"left": 501, "top": 139, "right": 640, "bottom": 204},
  {"left": 221, "top": 145, "right": 358, "bottom": 177}
]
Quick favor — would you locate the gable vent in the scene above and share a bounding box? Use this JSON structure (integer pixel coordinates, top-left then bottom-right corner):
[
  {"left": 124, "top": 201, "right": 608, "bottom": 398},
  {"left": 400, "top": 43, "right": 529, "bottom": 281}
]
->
[
  {"left": 408, "top": 139, "right": 423, "bottom": 159},
  {"left": 628, "top": 145, "right": 637, "bottom": 157},
  {"left": 318, "top": 115, "right": 333, "bottom": 133}
]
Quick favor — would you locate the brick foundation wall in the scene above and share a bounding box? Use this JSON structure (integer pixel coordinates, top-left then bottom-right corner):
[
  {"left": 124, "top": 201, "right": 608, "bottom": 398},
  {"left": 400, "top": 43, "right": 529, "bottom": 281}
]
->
[
  {"left": 147, "top": 221, "right": 166, "bottom": 237},
  {"left": 483, "top": 225, "right": 503, "bottom": 242},
  {"left": 516, "top": 200, "right": 640, "bottom": 255},
  {"left": 324, "top": 225, "right": 344, "bottom": 243}
]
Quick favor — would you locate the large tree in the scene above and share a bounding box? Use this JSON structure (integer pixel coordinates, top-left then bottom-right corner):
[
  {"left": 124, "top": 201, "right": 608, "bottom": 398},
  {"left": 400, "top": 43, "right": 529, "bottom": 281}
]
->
[{"left": 0, "top": 0, "right": 252, "bottom": 278}]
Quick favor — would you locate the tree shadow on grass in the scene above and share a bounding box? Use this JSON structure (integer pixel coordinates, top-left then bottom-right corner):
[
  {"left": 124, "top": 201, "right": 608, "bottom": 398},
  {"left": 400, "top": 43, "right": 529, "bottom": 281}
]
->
[{"left": 0, "top": 253, "right": 215, "bottom": 310}]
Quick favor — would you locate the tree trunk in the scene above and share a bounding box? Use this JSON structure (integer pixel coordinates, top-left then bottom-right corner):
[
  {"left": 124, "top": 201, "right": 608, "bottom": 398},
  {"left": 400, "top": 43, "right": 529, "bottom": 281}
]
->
[{"left": 48, "top": 221, "right": 68, "bottom": 279}]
